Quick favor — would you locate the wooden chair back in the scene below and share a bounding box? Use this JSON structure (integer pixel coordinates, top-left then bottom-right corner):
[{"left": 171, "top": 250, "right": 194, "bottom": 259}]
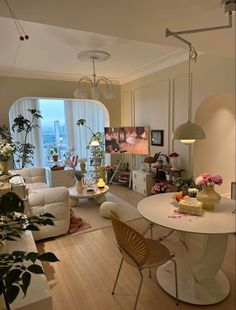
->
[{"left": 109, "top": 210, "right": 149, "bottom": 268}]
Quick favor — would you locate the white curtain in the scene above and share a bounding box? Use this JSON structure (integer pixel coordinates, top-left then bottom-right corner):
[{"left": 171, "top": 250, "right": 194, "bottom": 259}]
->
[
  {"left": 64, "top": 100, "right": 105, "bottom": 159},
  {"left": 9, "top": 98, "right": 44, "bottom": 168}
]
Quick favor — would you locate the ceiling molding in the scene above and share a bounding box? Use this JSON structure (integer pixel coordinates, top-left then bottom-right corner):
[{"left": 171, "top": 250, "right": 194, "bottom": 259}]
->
[
  {"left": 119, "top": 49, "right": 189, "bottom": 84},
  {"left": 0, "top": 68, "right": 121, "bottom": 84},
  {"left": 0, "top": 49, "right": 192, "bottom": 85}
]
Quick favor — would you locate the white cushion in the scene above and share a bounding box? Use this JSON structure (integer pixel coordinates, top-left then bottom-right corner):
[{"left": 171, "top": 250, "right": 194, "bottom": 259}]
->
[{"left": 99, "top": 201, "right": 119, "bottom": 219}]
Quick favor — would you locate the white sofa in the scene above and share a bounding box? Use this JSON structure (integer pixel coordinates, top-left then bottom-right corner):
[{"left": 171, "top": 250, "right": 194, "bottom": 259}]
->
[{"left": 10, "top": 167, "right": 70, "bottom": 241}]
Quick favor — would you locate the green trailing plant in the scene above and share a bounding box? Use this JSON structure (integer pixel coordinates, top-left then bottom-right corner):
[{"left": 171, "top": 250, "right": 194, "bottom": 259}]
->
[
  {"left": 174, "top": 177, "right": 199, "bottom": 191},
  {"left": 76, "top": 119, "right": 104, "bottom": 158},
  {"left": 0, "top": 191, "right": 59, "bottom": 307},
  {"left": 11, "top": 109, "right": 43, "bottom": 168}
]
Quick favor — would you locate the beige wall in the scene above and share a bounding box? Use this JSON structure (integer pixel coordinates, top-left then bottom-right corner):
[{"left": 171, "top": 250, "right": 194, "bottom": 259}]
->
[
  {"left": 0, "top": 76, "right": 121, "bottom": 126},
  {"left": 194, "top": 93, "right": 235, "bottom": 195},
  {"left": 121, "top": 54, "right": 235, "bottom": 194}
]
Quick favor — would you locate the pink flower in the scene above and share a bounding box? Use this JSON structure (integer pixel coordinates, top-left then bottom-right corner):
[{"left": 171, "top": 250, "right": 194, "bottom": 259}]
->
[
  {"left": 169, "top": 152, "right": 180, "bottom": 157},
  {"left": 195, "top": 172, "right": 223, "bottom": 186}
]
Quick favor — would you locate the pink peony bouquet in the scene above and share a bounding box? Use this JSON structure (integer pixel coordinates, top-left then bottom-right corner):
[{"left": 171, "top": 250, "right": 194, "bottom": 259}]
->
[{"left": 195, "top": 172, "right": 223, "bottom": 187}]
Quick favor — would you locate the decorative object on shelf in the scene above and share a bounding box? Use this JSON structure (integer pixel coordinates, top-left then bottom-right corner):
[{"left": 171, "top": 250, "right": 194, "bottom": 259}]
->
[
  {"left": 195, "top": 172, "right": 223, "bottom": 210},
  {"left": 73, "top": 50, "right": 114, "bottom": 100},
  {"left": 97, "top": 178, "right": 105, "bottom": 189},
  {"left": 151, "top": 130, "right": 164, "bottom": 146},
  {"left": 78, "top": 157, "right": 87, "bottom": 172},
  {"left": 169, "top": 152, "right": 180, "bottom": 169},
  {"left": 0, "top": 191, "right": 58, "bottom": 307},
  {"left": 154, "top": 152, "right": 169, "bottom": 168},
  {"left": 144, "top": 156, "right": 156, "bottom": 172}
]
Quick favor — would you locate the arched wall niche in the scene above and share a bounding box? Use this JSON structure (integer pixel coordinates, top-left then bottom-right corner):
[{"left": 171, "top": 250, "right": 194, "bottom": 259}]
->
[{"left": 193, "top": 92, "right": 235, "bottom": 195}]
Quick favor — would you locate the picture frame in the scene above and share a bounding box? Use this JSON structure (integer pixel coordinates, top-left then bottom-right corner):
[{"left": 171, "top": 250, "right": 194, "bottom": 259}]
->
[{"left": 151, "top": 130, "right": 164, "bottom": 146}]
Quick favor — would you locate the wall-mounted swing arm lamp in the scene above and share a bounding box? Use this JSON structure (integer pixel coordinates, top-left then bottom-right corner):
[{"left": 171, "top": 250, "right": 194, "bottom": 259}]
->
[{"left": 166, "top": 0, "right": 236, "bottom": 145}]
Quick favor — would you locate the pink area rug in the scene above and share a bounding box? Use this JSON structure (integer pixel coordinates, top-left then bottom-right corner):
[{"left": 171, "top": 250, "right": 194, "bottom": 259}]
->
[{"left": 68, "top": 208, "right": 92, "bottom": 234}]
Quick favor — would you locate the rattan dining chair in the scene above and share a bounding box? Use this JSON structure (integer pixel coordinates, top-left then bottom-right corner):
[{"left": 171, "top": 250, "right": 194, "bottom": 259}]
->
[{"left": 110, "top": 210, "right": 179, "bottom": 310}]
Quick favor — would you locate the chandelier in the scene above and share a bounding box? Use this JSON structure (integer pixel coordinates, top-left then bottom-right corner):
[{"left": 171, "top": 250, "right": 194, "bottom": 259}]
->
[{"left": 73, "top": 50, "right": 114, "bottom": 100}]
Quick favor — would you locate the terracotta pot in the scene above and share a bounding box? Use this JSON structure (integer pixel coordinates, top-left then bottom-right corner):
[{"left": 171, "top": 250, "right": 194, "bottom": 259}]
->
[
  {"left": 52, "top": 154, "right": 59, "bottom": 162},
  {"left": 197, "top": 185, "right": 221, "bottom": 210}
]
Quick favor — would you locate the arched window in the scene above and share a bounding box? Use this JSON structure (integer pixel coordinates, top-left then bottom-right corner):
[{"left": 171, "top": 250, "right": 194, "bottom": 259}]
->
[{"left": 9, "top": 98, "right": 109, "bottom": 168}]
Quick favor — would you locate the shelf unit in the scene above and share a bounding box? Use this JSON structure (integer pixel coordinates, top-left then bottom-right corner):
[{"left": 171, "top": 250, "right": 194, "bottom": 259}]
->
[{"left": 132, "top": 170, "right": 155, "bottom": 196}]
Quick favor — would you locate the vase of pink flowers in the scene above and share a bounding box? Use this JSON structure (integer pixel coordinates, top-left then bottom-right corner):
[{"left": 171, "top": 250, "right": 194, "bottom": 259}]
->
[{"left": 195, "top": 172, "right": 223, "bottom": 210}]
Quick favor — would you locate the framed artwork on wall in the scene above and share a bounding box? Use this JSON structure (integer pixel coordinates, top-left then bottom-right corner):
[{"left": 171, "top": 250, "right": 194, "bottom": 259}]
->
[{"left": 151, "top": 130, "right": 164, "bottom": 146}]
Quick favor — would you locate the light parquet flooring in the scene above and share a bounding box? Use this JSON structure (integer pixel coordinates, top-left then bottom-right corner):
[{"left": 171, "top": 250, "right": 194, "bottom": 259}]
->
[{"left": 37, "top": 185, "right": 236, "bottom": 310}]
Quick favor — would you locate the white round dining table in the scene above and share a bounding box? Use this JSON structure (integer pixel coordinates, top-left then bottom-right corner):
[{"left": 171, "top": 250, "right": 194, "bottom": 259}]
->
[{"left": 137, "top": 192, "right": 236, "bottom": 305}]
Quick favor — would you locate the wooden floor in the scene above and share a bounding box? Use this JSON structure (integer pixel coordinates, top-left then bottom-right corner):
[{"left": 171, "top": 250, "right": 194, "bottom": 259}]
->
[{"left": 37, "top": 185, "right": 236, "bottom": 310}]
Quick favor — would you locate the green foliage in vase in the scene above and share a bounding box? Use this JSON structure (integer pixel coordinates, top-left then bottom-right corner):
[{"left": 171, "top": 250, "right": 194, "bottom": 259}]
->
[
  {"left": 174, "top": 177, "right": 199, "bottom": 191},
  {"left": 0, "top": 192, "right": 59, "bottom": 306}
]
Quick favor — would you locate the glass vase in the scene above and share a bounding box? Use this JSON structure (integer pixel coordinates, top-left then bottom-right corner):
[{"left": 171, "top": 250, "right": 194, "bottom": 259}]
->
[{"left": 197, "top": 185, "right": 221, "bottom": 210}]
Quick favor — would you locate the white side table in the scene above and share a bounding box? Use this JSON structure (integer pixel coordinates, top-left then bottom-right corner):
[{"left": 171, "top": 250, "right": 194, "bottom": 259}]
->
[
  {"left": 46, "top": 168, "right": 74, "bottom": 188},
  {"left": 132, "top": 170, "right": 155, "bottom": 196}
]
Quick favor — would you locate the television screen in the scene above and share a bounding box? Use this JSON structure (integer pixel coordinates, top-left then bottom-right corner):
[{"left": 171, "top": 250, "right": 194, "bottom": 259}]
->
[{"left": 104, "top": 126, "right": 149, "bottom": 155}]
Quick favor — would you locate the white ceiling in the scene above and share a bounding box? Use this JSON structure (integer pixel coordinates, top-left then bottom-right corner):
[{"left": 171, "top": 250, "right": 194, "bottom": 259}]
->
[{"left": 0, "top": 0, "right": 235, "bottom": 84}]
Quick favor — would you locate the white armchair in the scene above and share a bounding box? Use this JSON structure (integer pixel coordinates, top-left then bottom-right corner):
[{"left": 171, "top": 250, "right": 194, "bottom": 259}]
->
[{"left": 9, "top": 167, "right": 70, "bottom": 241}]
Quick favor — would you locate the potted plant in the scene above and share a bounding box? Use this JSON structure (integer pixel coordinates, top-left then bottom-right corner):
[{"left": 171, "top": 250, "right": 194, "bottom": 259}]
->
[
  {"left": 11, "top": 109, "right": 43, "bottom": 168},
  {"left": 0, "top": 191, "right": 59, "bottom": 308},
  {"left": 50, "top": 147, "right": 59, "bottom": 162},
  {"left": 76, "top": 119, "right": 104, "bottom": 159}
]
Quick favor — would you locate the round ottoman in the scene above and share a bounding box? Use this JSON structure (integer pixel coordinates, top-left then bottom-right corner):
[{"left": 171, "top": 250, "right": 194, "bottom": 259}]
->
[{"left": 99, "top": 201, "right": 119, "bottom": 218}]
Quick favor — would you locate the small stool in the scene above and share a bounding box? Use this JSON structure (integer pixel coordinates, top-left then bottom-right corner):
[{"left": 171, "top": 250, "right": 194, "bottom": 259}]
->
[{"left": 99, "top": 201, "right": 119, "bottom": 218}]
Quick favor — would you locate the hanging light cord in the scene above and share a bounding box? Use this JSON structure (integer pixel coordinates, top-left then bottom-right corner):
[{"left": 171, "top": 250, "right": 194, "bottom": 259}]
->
[
  {"left": 3, "top": 0, "right": 29, "bottom": 41},
  {"left": 187, "top": 46, "right": 198, "bottom": 121}
]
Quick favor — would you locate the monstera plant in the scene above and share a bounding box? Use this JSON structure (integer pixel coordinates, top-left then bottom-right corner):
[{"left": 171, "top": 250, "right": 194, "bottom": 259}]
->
[{"left": 0, "top": 191, "right": 59, "bottom": 308}]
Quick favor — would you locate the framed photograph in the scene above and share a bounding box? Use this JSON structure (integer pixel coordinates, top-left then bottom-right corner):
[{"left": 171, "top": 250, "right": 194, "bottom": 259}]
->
[{"left": 151, "top": 130, "right": 164, "bottom": 146}]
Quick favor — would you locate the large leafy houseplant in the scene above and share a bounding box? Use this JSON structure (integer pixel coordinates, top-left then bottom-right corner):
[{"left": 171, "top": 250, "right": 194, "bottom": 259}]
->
[
  {"left": 0, "top": 191, "right": 59, "bottom": 308},
  {"left": 11, "top": 109, "right": 43, "bottom": 168},
  {"left": 76, "top": 119, "right": 104, "bottom": 158}
]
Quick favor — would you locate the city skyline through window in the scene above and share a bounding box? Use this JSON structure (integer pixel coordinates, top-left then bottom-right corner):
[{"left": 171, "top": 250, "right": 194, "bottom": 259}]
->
[{"left": 39, "top": 99, "right": 67, "bottom": 165}]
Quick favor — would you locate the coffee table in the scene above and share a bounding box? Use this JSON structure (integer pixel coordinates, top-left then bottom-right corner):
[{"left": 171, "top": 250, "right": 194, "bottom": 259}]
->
[{"left": 69, "top": 185, "right": 109, "bottom": 207}]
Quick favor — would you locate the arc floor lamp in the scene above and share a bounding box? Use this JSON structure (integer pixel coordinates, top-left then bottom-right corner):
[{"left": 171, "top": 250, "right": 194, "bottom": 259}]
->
[{"left": 166, "top": 0, "right": 236, "bottom": 145}]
